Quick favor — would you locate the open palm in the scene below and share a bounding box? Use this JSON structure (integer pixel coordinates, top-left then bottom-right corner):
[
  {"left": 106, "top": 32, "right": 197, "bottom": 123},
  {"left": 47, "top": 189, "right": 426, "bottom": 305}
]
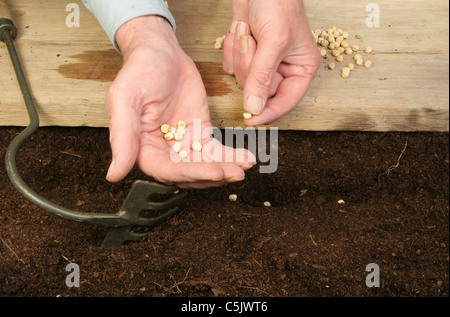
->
[{"left": 106, "top": 18, "right": 255, "bottom": 188}]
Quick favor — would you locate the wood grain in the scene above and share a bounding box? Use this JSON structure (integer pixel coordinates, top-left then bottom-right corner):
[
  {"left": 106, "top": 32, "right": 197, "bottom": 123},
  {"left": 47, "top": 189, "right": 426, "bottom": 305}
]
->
[{"left": 0, "top": 0, "right": 448, "bottom": 131}]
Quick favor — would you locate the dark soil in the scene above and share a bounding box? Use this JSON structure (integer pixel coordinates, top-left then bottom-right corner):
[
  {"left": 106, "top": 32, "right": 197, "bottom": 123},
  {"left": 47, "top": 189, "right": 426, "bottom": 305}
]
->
[{"left": 0, "top": 127, "right": 448, "bottom": 297}]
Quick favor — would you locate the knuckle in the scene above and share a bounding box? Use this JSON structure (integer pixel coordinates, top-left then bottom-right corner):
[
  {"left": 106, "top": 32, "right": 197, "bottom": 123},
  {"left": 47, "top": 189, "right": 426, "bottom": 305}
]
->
[{"left": 252, "top": 69, "right": 274, "bottom": 90}]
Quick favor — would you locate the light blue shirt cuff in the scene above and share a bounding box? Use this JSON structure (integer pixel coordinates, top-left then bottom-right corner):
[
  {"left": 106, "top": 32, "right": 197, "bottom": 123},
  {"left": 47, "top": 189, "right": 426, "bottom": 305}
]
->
[{"left": 82, "top": 0, "right": 176, "bottom": 52}]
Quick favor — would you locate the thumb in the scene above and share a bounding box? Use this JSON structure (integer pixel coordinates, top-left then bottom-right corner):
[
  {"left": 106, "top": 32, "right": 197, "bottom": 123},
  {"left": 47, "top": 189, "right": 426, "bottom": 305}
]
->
[
  {"left": 105, "top": 87, "right": 141, "bottom": 183},
  {"left": 243, "top": 40, "right": 284, "bottom": 115}
]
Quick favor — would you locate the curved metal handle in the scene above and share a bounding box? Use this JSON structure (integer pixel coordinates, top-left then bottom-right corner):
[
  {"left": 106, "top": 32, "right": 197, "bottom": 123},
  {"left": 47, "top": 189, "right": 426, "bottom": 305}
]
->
[{"left": 2, "top": 16, "right": 187, "bottom": 246}]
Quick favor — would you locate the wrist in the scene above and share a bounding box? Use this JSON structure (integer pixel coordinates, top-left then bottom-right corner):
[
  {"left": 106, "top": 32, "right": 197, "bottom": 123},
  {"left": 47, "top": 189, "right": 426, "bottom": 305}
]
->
[{"left": 116, "top": 15, "right": 177, "bottom": 56}]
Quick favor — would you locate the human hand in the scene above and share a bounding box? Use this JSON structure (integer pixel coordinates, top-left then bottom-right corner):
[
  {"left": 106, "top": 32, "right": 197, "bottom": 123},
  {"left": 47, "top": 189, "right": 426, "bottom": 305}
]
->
[
  {"left": 105, "top": 16, "right": 255, "bottom": 188},
  {"left": 222, "top": 0, "right": 321, "bottom": 126}
]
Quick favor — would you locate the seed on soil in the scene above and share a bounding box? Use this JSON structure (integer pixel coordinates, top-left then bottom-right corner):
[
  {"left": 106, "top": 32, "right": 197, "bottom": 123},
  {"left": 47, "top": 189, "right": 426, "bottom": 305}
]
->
[
  {"left": 263, "top": 201, "right": 271, "bottom": 207},
  {"left": 229, "top": 194, "right": 237, "bottom": 201}
]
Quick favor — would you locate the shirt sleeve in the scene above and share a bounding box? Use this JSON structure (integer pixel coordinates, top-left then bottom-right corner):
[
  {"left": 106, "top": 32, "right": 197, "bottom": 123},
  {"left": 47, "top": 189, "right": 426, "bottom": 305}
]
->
[{"left": 82, "top": 0, "right": 176, "bottom": 52}]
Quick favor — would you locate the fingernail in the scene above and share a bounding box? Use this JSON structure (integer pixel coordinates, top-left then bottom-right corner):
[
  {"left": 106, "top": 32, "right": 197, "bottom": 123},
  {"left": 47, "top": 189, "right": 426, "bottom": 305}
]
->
[
  {"left": 235, "top": 22, "right": 247, "bottom": 40},
  {"left": 226, "top": 176, "right": 245, "bottom": 182},
  {"left": 229, "top": 20, "right": 238, "bottom": 34},
  {"left": 240, "top": 35, "right": 248, "bottom": 53},
  {"left": 246, "top": 95, "right": 266, "bottom": 115},
  {"left": 106, "top": 158, "right": 115, "bottom": 180}
]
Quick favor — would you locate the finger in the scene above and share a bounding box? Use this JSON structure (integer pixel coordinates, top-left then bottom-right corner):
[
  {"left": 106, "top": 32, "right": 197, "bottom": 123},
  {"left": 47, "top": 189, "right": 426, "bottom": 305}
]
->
[
  {"left": 245, "top": 75, "right": 313, "bottom": 126},
  {"left": 175, "top": 162, "right": 247, "bottom": 189},
  {"left": 138, "top": 145, "right": 226, "bottom": 184},
  {"left": 223, "top": 0, "right": 249, "bottom": 74},
  {"left": 232, "top": 22, "right": 250, "bottom": 88},
  {"left": 236, "top": 34, "right": 256, "bottom": 84},
  {"left": 243, "top": 37, "right": 287, "bottom": 115},
  {"left": 201, "top": 138, "right": 257, "bottom": 167},
  {"left": 105, "top": 86, "right": 141, "bottom": 183}
]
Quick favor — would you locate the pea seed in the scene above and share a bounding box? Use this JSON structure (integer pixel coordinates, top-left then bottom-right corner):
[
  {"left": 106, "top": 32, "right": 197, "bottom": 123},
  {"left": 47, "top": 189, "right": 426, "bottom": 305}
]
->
[
  {"left": 364, "top": 60, "right": 373, "bottom": 68},
  {"left": 341, "top": 67, "right": 351, "bottom": 78},
  {"left": 229, "top": 194, "right": 238, "bottom": 201},
  {"left": 192, "top": 141, "right": 202, "bottom": 151},
  {"left": 336, "top": 55, "right": 344, "bottom": 62},
  {"left": 341, "top": 41, "right": 349, "bottom": 48},
  {"left": 177, "top": 120, "right": 187, "bottom": 128},
  {"left": 351, "top": 44, "right": 359, "bottom": 52},
  {"left": 164, "top": 132, "right": 174, "bottom": 141},
  {"left": 332, "top": 50, "right": 340, "bottom": 57},
  {"left": 172, "top": 142, "right": 182, "bottom": 153},
  {"left": 320, "top": 49, "right": 327, "bottom": 57},
  {"left": 161, "top": 124, "right": 170, "bottom": 134},
  {"left": 354, "top": 54, "right": 362, "bottom": 61},
  {"left": 356, "top": 33, "right": 364, "bottom": 39},
  {"left": 321, "top": 39, "right": 329, "bottom": 47},
  {"left": 178, "top": 149, "right": 188, "bottom": 158},
  {"left": 345, "top": 47, "right": 353, "bottom": 55},
  {"left": 243, "top": 112, "right": 253, "bottom": 119},
  {"left": 348, "top": 63, "right": 355, "bottom": 71},
  {"left": 263, "top": 201, "right": 271, "bottom": 207},
  {"left": 328, "top": 62, "right": 335, "bottom": 70},
  {"left": 365, "top": 46, "right": 373, "bottom": 54},
  {"left": 174, "top": 132, "right": 183, "bottom": 141}
]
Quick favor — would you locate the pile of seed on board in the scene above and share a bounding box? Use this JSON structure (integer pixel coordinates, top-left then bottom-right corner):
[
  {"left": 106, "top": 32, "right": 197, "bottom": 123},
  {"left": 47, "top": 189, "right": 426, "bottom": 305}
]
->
[
  {"left": 160, "top": 121, "right": 202, "bottom": 158},
  {"left": 313, "top": 27, "right": 373, "bottom": 78}
]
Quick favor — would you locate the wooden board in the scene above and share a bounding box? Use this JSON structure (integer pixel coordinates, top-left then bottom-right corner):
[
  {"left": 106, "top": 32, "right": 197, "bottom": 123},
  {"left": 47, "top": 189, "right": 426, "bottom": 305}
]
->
[{"left": 0, "top": 0, "right": 448, "bottom": 131}]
